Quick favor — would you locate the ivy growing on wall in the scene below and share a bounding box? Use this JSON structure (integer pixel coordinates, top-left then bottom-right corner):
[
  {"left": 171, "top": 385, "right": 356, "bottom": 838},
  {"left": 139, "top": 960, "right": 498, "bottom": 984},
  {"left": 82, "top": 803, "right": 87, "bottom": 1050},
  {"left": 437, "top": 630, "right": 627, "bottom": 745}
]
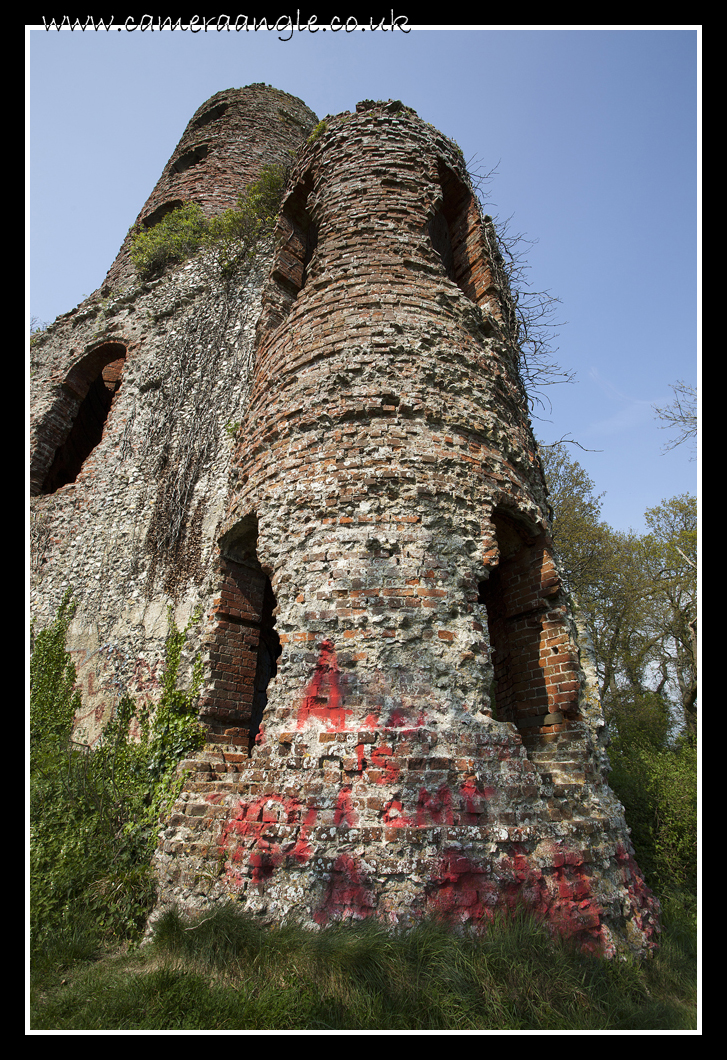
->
[
  {"left": 138, "top": 278, "right": 262, "bottom": 598},
  {"left": 128, "top": 165, "right": 288, "bottom": 596},
  {"left": 30, "top": 593, "right": 205, "bottom": 949}
]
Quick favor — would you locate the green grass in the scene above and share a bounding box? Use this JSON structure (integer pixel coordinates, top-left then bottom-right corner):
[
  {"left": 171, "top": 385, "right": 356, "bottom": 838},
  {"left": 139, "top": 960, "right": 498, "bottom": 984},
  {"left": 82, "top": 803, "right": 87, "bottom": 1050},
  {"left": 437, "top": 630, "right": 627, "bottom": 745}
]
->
[{"left": 29, "top": 902, "right": 698, "bottom": 1031}]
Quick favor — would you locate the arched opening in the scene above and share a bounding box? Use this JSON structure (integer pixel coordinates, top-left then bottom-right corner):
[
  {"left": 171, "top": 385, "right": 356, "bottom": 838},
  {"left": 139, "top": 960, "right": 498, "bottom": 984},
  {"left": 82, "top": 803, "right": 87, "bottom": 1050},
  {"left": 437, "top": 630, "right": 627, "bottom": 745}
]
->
[
  {"left": 431, "top": 160, "right": 505, "bottom": 323},
  {"left": 431, "top": 161, "right": 476, "bottom": 297},
  {"left": 141, "top": 199, "right": 184, "bottom": 229},
  {"left": 35, "top": 343, "right": 126, "bottom": 496},
  {"left": 273, "top": 172, "right": 317, "bottom": 295},
  {"left": 191, "top": 101, "right": 229, "bottom": 131},
  {"left": 257, "top": 170, "right": 318, "bottom": 336},
  {"left": 199, "top": 515, "right": 281, "bottom": 754},
  {"left": 170, "top": 143, "right": 210, "bottom": 175},
  {"left": 478, "top": 509, "right": 572, "bottom": 753}
]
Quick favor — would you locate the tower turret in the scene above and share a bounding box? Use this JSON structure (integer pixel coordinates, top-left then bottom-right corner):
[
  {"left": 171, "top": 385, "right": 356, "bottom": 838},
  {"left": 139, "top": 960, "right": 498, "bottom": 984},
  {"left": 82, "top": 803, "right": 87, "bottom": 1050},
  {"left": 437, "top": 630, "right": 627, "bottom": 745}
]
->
[
  {"left": 103, "top": 84, "right": 318, "bottom": 291},
  {"left": 157, "top": 100, "right": 659, "bottom": 957}
]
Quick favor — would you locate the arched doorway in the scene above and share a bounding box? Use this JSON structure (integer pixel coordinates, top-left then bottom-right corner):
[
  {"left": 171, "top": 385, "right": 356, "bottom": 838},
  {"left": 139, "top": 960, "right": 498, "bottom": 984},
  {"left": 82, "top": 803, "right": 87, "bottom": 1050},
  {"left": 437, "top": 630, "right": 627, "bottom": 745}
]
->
[
  {"left": 478, "top": 508, "right": 575, "bottom": 754},
  {"left": 33, "top": 342, "right": 126, "bottom": 496},
  {"left": 199, "top": 515, "right": 281, "bottom": 754}
]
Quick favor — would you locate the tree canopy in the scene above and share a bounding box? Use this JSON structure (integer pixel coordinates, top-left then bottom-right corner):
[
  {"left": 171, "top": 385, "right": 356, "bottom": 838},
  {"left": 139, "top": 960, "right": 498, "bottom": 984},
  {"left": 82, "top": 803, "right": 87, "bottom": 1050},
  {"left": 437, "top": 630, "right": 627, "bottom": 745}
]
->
[{"left": 539, "top": 442, "right": 697, "bottom": 904}]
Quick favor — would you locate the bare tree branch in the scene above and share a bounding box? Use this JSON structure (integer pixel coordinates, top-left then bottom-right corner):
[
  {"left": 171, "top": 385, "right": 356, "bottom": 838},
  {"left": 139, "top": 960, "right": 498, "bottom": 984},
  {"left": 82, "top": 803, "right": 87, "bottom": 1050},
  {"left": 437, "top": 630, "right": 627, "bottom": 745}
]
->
[
  {"left": 654, "top": 380, "right": 697, "bottom": 457},
  {"left": 468, "top": 162, "right": 574, "bottom": 414}
]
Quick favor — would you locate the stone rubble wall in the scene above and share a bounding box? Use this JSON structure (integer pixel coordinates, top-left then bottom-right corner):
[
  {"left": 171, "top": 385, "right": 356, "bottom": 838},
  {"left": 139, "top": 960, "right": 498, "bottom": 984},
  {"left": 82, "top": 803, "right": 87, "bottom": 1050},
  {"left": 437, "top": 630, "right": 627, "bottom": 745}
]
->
[
  {"left": 29, "top": 85, "right": 317, "bottom": 743},
  {"left": 30, "top": 251, "right": 270, "bottom": 742},
  {"left": 152, "top": 100, "right": 659, "bottom": 957}
]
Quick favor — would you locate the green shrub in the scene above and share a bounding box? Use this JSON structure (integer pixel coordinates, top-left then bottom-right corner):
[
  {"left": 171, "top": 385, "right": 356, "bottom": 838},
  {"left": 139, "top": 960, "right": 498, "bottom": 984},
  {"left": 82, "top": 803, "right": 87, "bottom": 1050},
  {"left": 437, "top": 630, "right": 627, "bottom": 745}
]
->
[
  {"left": 608, "top": 735, "right": 697, "bottom": 907},
  {"left": 307, "top": 120, "right": 327, "bottom": 144},
  {"left": 30, "top": 598, "right": 205, "bottom": 954},
  {"left": 129, "top": 164, "right": 287, "bottom": 280},
  {"left": 204, "top": 163, "right": 286, "bottom": 277},
  {"left": 130, "top": 202, "right": 208, "bottom": 278}
]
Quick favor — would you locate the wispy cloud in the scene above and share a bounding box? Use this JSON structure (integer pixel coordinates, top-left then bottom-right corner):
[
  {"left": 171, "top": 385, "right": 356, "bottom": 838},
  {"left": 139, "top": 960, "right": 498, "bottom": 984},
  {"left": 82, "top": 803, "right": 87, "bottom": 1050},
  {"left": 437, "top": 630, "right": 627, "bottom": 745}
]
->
[{"left": 585, "top": 367, "right": 661, "bottom": 437}]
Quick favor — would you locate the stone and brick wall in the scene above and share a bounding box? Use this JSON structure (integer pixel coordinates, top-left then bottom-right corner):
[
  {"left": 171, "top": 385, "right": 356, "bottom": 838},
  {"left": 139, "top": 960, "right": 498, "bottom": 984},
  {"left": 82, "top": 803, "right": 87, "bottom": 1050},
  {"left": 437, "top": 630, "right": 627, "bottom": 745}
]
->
[
  {"left": 30, "top": 87, "right": 659, "bottom": 957},
  {"left": 29, "top": 85, "right": 316, "bottom": 743}
]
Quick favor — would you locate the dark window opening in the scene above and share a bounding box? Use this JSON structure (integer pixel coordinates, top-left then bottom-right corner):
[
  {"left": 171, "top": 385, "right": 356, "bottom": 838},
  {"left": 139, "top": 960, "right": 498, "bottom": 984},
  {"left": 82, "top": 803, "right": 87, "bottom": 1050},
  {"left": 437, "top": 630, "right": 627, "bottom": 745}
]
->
[
  {"left": 170, "top": 143, "right": 210, "bottom": 175},
  {"left": 478, "top": 510, "right": 553, "bottom": 748},
  {"left": 274, "top": 171, "right": 318, "bottom": 298},
  {"left": 428, "top": 206, "right": 455, "bottom": 284},
  {"left": 142, "top": 199, "right": 184, "bottom": 229},
  {"left": 200, "top": 516, "right": 281, "bottom": 754},
  {"left": 430, "top": 161, "right": 474, "bottom": 296},
  {"left": 249, "top": 577, "right": 280, "bottom": 750},
  {"left": 431, "top": 161, "right": 501, "bottom": 323},
  {"left": 38, "top": 344, "right": 126, "bottom": 495},
  {"left": 259, "top": 171, "right": 318, "bottom": 335},
  {"left": 191, "top": 101, "right": 229, "bottom": 131}
]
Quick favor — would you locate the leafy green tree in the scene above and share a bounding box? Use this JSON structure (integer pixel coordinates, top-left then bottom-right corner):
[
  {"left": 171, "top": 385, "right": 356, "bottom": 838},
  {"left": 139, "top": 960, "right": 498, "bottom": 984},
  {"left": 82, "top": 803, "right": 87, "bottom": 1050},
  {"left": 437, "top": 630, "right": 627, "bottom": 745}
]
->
[
  {"left": 540, "top": 444, "right": 697, "bottom": 741},
  {"left": 640, "top": 495, "right": 697, "bottom": 738},
  {"left": 538, "top": 441, "right": 609, "bottom": 591},
  {"left": 539, "top": 443, "right": 697, "bottom": 909}
]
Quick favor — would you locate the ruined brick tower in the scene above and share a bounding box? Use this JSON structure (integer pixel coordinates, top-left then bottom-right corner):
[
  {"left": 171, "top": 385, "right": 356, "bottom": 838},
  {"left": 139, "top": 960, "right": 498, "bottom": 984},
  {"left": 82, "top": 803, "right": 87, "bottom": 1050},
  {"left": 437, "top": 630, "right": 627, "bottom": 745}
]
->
[{"left": 30, "top": 85, "right": 659, "bottom": 957}]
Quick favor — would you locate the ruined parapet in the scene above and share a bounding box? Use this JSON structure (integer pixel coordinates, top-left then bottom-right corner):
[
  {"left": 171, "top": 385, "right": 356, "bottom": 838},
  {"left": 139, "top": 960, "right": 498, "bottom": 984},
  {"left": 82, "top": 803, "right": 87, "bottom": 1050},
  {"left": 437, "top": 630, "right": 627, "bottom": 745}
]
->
[
  {"left": 30, "top": 90, "right": 658, "bottom": 955},
  {"left": 103, "top": 84, "right": 317, "bottom": 293}
]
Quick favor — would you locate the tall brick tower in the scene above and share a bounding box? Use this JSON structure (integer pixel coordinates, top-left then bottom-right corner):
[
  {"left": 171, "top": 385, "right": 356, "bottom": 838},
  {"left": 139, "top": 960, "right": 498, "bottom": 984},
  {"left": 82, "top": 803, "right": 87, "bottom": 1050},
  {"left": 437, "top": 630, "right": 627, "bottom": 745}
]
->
[{"left": 30, "top": 89, "right": 659, "bottom": 957}]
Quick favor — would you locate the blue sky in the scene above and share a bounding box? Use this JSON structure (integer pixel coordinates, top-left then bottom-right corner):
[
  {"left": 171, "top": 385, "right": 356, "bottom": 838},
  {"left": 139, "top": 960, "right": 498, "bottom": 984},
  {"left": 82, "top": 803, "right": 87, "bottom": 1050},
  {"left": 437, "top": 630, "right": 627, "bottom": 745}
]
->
[{"left": 27, "top": 24, "right": 700, "bottom": 535}]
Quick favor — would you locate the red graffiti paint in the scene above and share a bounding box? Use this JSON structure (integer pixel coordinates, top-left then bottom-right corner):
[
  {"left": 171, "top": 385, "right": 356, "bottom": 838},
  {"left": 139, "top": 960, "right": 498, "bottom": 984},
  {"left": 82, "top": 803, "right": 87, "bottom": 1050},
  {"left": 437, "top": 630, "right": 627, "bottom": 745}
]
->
[
  {"left": 499, "top": 843, "right": 605, "bottom": 951},
  {"left": 314, "top": 853, "right": 375, "bottom": 925},
  {"left": 416, "top": 784, "right": 454, "bottom": 826},
  {"left": 615, "top": 844, "right": 661, "bottom": 946},
  {"left": 427, "top": 849, "right": 493, "bottom": 918},
  {"left": 384, "top": 704, "right": 426, "bottom": 731},
  {"left": 334, "top": 786, "right": 358, "bottom": 827},
  {"left": 382, "top": 798, "right": 412, "bottom": 827},
  {"left": 458, "top": 778, "right": 493, "bottom": 823},
  {"left": 386, "top": 705, "right": 408, "bottom": 728},
  {"left": 296, "top": 639, "right": 351, "bottom": 730},
  {"left": 369, "top": 743, "right": 400, "bottom": 783},
  {"left": 248, "top": 845, "right": 282, "bottom": 883},
  {"left": 425, "top": 843, "right": 608, "bottom": 955},
  {"left": 218, "top": 792, "right": 317, "bottom": 886}
]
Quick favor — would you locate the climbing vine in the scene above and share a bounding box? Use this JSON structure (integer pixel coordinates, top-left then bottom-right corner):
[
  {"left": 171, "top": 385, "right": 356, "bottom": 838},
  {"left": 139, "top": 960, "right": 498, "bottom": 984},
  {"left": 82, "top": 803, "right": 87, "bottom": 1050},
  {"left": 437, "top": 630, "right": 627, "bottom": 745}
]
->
[
  {"left": 138, "top": 279, "right": 261, "bottom": 597},
  {"left": 131, "top": 165, "right": 288, "bottom": 597}
]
